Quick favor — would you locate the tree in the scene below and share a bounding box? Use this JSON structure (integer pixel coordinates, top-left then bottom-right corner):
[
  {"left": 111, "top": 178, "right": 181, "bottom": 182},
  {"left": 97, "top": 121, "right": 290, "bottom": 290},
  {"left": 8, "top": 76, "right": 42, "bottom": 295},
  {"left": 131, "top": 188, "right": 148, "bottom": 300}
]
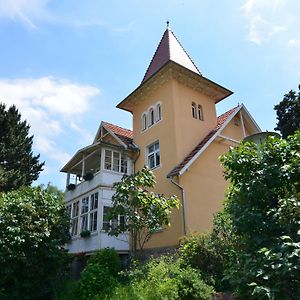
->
[
  {"left": 38, "top": 182, "right": 65, "bottom": 198},
  {"left": 0, "top": 103, "right": 44, "bottom": 192},
  {"left": 220, "top": 132, "right": 300, "bottom": 299},
  {"left": 274, "top": 85, "right": 300, "bottom": 138},
  {"left": 107, "top": 167, "right": 179, "bottom": 257},
  {"left": 0, "top": 187, "right": 70, "bottom": 300}
]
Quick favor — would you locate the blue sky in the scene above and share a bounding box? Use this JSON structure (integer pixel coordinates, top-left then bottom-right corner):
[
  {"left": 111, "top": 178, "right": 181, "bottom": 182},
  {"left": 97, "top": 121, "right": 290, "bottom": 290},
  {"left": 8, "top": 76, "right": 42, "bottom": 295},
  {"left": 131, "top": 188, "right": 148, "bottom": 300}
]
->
[{"left": 0, "top": 0, "right": 299, "bottom": 189}]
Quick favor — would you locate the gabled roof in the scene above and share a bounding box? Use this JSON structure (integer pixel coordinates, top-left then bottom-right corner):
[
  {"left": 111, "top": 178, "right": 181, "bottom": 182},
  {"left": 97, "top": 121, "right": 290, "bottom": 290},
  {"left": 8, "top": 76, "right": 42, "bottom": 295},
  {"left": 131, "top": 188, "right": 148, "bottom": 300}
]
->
[
  {"left": 101, "top": 121, "right": 135, "bottom": 149},
  {"left": 167, "top": 105, "right": 256, "bottom": 177},
  {"left": 142, "top": 27, "right": 201, "bottom": 83}
]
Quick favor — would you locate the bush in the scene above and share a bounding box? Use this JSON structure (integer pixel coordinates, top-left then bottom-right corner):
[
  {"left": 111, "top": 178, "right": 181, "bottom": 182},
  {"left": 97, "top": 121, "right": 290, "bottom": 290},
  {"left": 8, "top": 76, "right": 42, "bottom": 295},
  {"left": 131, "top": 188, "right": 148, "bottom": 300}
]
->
[
  {"left": 77, "top": 248, "right": 121, "bottom": 299},
  {"left": 179, "top": 210, "right": 237, "bottom": 291},
  {"left": 117, "top": 256, "right": 213, "bottom": 300},
  {"left": 0, "top": 187, "right": 69, "bottom": 300}
]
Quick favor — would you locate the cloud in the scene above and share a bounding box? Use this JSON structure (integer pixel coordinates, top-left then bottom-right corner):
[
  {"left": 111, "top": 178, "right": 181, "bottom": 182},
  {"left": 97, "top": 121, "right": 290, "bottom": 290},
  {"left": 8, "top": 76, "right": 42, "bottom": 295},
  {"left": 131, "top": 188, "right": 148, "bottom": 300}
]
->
[
  {"left": 288, "top": 39, "right": 300, "bottom": 47},
  {"left": 0, "top": 0, "right": 134, "bottom": 33},
  {"left": 0, "top": 76, "right": 100, "bottom": 166},
  {"left": 241, "top": 0, "right": 286, "bottom": 44}
]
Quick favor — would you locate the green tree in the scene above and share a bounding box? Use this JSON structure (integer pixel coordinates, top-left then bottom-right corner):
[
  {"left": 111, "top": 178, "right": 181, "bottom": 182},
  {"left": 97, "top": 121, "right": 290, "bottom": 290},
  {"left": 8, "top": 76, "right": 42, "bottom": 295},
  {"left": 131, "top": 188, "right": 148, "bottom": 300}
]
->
[
  {"left": 0, "top": 103, "right": 44, "bottom": 192},
  {"left": 39, "top": 182, "right": 65, "bottom": 198},
  {"left": 0, "top": 187, "right": 70, "bottom": 300},
  {"left": 220, "top": 132, "right": 300, "bottom": 299},
  {"left": 107, "top": 166, "right": 179, "bottom": 257},
  {"left": 274, "top": 85, "right": 300, "bottom": 138}
]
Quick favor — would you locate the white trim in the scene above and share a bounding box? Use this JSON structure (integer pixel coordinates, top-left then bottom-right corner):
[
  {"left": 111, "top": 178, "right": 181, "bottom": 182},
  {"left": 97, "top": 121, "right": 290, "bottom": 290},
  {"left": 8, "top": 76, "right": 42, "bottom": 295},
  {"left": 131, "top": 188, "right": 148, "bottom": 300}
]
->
[
  {"left": 239, "top": 111, "right": 246, "bottom": 138},
  {"left": 218, "top": 134, "right": 240, "bottom": 144},
  {"left": 178, "top": 104, "right": 261, "bottom": 176},
  {"left": 102, "top": 123, "right": 127, "bottom": 148},
  {"left": 179, "top": 105, "right": 243, "bottom": 176},
  {"left": 240, "top": 104, "right": 261, "bottom": 133}
]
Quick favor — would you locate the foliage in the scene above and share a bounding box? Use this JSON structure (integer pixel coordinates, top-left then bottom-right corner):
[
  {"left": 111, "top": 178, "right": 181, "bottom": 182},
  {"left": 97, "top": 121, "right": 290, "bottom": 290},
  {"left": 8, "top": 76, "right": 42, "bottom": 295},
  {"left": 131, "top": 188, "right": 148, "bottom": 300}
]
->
[
  {"left": 80, "top": 230, "right": 91, "bottom": 238},
  {"left": 220, "top": 131, "right": 300, "bottom": 299},
  {"left": 39, "top": 182, "right": 65, "bottom": 198},
  {"left": 0, "top": 187, "right": 70, "bottom": 300},
  {"left": 0, "top": 103, "right": 44, "bottom": 192},
  {"left": 274, "top": 85, "right": 300, "bottom": 138},
  {"left": 115, "top": 256, "right": 213, "bottom": 300},
  {"left": 107, "top": 166, "right": 179, "bottom": 256},
  {"left": 77, "top": 248, "right": 121, "bottom": 299},
  {"left": 179, "top": 210, "right": 237, "bottom": 291}
]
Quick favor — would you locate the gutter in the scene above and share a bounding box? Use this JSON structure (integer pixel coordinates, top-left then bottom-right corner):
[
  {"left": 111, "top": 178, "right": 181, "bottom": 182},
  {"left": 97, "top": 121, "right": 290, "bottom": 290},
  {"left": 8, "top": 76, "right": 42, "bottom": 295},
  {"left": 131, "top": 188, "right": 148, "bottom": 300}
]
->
[{"left": 168, "top": 176, "right": 187, "bottom": 236}]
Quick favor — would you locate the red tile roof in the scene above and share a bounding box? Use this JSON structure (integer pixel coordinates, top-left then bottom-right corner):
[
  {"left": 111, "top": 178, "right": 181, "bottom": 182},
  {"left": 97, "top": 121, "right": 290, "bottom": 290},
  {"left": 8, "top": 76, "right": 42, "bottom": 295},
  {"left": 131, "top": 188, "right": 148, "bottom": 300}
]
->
[
  {"left": 142, "top": 28, "right": 200, "bottom": 83},
  {"left": 102, "top": 121, "right": 135, "bottom": 148},
  {"left": 167, "top": 106, "right": 239, "bottom": 177}
]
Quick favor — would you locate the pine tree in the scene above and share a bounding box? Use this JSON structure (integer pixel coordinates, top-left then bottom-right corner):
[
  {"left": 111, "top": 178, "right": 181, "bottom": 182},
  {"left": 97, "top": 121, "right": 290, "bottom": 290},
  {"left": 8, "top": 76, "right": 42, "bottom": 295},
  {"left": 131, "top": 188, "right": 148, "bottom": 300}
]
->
[{"left": 0, "top": 103, "right": 44, "bottom": 192}]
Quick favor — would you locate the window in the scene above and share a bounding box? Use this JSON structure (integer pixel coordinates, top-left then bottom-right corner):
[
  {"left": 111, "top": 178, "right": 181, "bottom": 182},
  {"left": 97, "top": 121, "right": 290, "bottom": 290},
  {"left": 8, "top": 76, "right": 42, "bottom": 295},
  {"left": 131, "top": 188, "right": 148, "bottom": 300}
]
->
[
  {"left": 149, "top": 108, "right": 154, "bottom": 126},
  {"left": 142, "top": 113, "right": 147, "bottom": 130},
  {"left": 147, "top": 141, "right": 160, "bottom": 169},
  {"left": 198, "top": 105, "right": 204, "bottom": 121},
  {"left": 157, "top": 104, "right": 162, "bottom": 122},
  {"left": 104, "top": 150, "right": 127, "bottom": 174},
  {"left": 192, "top": 102, "right": 197, "bottom": 118},
  {"left": 71, "top": 201, "right": 79, "bottom": 236},
  {"left": 89, "top": 192, "right": 98, "bottom": 232},
  {"left": 81, "top": 197, "right": 89, "bottom": 231},
  {"left": 102, "top": 206, "right": 125, "bottom": 231}
]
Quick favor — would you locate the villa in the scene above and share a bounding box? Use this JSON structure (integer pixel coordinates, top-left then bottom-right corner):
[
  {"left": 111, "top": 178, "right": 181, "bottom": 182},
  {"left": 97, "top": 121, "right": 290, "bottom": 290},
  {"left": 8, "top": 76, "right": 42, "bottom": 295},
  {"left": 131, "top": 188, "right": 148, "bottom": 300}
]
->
[{"left": 61, "top": 26, "right": 261, "bottom": 258}]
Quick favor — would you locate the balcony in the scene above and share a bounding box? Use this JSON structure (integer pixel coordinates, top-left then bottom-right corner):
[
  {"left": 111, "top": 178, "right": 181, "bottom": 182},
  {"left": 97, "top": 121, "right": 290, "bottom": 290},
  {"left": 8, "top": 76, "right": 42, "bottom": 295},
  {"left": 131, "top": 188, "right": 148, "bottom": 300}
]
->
[{"left": 65, "top": 169, "right": 124, "bottom": 202}]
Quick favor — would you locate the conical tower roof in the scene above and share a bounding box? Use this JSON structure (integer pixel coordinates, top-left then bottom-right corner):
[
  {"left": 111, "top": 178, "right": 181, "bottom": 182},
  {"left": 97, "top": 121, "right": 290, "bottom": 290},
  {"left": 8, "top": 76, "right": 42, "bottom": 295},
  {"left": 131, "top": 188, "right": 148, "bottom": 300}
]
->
[{"left": 142, "top": 27, "right": 201, "bottom": 83}]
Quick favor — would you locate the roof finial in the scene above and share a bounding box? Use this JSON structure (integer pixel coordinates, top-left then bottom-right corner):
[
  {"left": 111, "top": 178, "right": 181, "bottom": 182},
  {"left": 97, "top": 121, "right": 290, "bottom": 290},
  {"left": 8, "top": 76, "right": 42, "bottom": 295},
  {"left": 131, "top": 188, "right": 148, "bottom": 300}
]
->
[{"left": 166, "top": 20, "right": 170, "bottom": 29}]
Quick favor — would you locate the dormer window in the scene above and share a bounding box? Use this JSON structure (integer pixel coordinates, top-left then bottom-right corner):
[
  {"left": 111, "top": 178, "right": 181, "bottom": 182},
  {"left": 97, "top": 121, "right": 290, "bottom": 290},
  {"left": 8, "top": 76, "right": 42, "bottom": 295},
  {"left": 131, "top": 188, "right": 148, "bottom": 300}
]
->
[
  {"left": 157, "top": 104, "right": 162, "bottom": 122},
  {"left": 149, "top": 108, "right": 154, "bottom": 127},
  {"left": 142, "top": 113, "right": 147, "bottom": 130},
  {"left": 192, "top": 102, "right": 197, "bottom": 119},
  {"left": 198, "top": 105, "right": 204, "bottom": 121}
]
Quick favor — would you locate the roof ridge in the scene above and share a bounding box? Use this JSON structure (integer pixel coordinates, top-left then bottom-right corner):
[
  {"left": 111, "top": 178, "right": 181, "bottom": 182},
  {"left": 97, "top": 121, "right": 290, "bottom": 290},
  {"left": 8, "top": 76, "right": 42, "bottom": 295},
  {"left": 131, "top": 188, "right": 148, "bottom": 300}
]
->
[
  {"left": 170, "top": 29, "right": 201, "bottom": 75},
  {"left": 102, "top": 121, "right": 132, "bottom": 134},
  {"left": 141, "top": 29, "right": 169, "bottom": 84},
  {"left": 167, "top": 105, "right": 240, "bottom": 177}
]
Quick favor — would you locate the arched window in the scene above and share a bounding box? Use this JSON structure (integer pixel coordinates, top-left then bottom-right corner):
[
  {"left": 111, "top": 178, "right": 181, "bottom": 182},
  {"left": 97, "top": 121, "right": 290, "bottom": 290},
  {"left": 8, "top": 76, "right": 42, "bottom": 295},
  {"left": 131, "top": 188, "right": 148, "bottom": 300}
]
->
[
  {"left": 149, "top": 108, "right": 154, "bottom": 126},
  {"left": 198, "top": 105, "right": 204, "bottom": 121},
  {"left": 142, "top": 113, "right": 147, "bottom": 130},
  {"left": 192, "top": 102, "right": 197, "bottom": 119},
  {"left": 157, "top": 104, "right": 162, "bottom": 122}
]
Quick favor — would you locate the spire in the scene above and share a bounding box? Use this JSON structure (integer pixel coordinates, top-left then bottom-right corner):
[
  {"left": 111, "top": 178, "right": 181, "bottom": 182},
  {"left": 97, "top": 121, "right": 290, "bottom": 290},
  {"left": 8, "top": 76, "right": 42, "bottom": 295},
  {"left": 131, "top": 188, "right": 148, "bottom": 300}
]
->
[{"left": 142, "top": 27, "right": 201, "bottom": 83}]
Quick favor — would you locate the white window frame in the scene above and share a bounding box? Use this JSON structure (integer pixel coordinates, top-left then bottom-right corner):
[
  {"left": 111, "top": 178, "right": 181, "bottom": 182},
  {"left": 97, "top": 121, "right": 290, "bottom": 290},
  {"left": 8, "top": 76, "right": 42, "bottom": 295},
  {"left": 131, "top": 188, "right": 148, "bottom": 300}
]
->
[
  {"left": 70, "top": 201, "right": 79, "bottom": 237},
  {"left": 89, "top": 192, "right": 99, "bottom": 232},
  {"left": 142, "top": 113, "right": 147, "bottom": 131},
  {"left": 198, "top": 104, "right": 204, "bottom": 121},
  {"left": 147, "top": 141, "right": 160, "bottom": 169},
  {"left": 156, "top": 103, "right": 162, "bottom": 122},
  {"left": 149, "top": 107, "right": 155, "bottom": 127},
  {"left": 80, "top": 196, "right": 89, "bottom": 232},
  {"left": 104, "top": 149, "right": 128, "bottom": 174},
  {"left": 192, "top": 102, "right": 197, "bottom": 119},
  {"left": 102, "top": 205, "right": 126, "bottom": 231}
]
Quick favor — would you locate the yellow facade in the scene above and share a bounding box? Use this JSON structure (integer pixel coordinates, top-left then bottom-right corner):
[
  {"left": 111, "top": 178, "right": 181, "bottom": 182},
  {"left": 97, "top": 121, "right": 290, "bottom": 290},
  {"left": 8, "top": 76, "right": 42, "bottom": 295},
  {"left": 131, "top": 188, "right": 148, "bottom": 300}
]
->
[{"left": 118, "top": 28, "right": 260, "bottom": 249}]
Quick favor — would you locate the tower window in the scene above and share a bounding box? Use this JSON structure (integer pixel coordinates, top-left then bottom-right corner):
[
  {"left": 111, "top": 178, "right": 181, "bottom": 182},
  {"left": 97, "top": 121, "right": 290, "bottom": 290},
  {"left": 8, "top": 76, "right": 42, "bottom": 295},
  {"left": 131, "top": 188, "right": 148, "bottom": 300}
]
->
[
  {"left": 198, "top": 105, "right": 204, "bottom": 121},
  {"left": 142, "top": 113, "right": 147, "bottom": 130},
  {"left": 192, "top": 102, "right": 197, "bottom": 119},
  {"left": 157, "top": 104, "right": 162, "bottom": 122},
  {"left": 149, "top": 108, "right": 154, "bottom": 127}
]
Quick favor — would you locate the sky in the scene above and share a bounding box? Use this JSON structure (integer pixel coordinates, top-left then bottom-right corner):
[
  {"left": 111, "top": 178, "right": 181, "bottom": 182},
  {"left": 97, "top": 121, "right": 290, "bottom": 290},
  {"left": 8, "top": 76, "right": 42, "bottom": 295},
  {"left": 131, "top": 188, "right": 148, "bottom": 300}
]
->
[{"left": 0, "top": 0, "right": 299, "bottom": 190}]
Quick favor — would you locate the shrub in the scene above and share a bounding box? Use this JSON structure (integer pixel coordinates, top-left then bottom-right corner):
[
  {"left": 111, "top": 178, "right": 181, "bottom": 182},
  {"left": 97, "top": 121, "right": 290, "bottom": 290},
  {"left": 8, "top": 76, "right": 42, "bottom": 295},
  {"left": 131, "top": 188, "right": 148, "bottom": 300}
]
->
[
  {"left": 179, "top": 210, "right": 237, "bottom": 291},
  {"left": 77, "top": 248, "right": 121, "bottom": 299},
  {"left": 119, "top": 256, "right": 214, "bottom": 300}
]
